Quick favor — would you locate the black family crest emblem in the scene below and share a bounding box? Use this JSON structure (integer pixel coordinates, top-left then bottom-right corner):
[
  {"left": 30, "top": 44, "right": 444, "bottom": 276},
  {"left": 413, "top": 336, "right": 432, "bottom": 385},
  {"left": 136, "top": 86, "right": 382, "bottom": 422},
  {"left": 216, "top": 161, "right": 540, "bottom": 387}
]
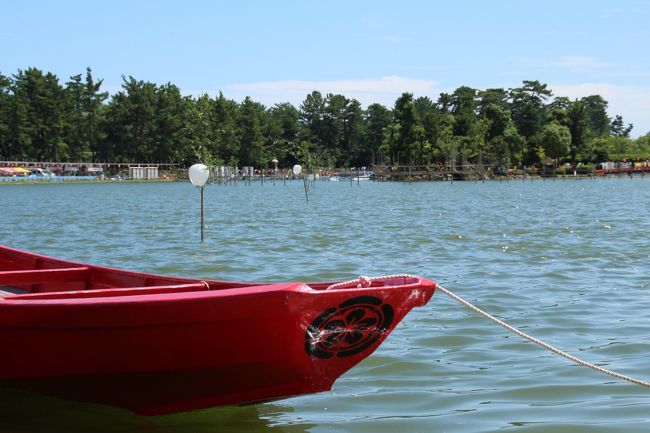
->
[{"left": 305, "top": 296, "right": 394, "bottom": 359}]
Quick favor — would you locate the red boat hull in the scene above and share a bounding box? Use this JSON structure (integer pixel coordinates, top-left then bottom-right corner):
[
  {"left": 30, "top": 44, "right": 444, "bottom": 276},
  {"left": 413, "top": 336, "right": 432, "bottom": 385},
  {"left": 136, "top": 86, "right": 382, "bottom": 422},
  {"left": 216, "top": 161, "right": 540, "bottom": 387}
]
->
[{"left": 0, "top": 246, "right": 435, "bottom": 415}]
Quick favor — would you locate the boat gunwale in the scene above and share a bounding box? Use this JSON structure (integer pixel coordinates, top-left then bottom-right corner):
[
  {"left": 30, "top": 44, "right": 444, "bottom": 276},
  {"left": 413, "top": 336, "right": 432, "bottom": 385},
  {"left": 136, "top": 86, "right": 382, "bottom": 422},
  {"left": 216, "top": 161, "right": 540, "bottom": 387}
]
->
[{"left": 0, "top": 277, "right": 433, "bottom": 304}]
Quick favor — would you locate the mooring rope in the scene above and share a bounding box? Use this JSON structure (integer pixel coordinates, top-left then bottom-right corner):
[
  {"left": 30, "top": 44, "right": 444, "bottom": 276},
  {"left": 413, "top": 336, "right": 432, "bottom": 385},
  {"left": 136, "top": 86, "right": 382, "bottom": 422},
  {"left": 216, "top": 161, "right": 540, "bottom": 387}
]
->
[
  {"left": 436, "top": 284, "right": 650, "bottom": 389},
  {"left": 326, "top": 274, "right": 416, "bottom": 290},
  {"left": 328, "top": 275, "right": 650, "bottom": 388}
]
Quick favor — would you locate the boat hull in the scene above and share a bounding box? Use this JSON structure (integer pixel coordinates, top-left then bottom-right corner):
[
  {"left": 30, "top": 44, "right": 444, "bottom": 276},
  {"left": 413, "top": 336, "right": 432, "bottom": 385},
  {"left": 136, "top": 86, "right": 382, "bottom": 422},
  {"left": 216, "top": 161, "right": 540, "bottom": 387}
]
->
[{"left": 0, "top": 246, "right": 435, "bottom": 415}]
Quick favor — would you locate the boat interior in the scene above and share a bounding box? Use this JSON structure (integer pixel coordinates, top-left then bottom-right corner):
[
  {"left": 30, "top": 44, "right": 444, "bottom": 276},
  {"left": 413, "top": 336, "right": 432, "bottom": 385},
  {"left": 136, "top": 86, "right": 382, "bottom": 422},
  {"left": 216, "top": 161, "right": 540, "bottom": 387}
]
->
[
  {"left": 0, "top": 247, "right": 255, "bottom": 300},
  {"left": 0, "top": 246, "right": 397, "bottom": 301}
]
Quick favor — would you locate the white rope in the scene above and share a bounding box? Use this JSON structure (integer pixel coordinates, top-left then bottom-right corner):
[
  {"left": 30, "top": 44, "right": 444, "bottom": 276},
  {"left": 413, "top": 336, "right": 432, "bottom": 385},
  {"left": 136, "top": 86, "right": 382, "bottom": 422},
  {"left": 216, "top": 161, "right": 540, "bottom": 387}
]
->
[
  {"left": 326, "top": 274, "right": 418, "bottom": 291},
  {"left": 437, "top": 284, "right": 650, "bottom": 388}
]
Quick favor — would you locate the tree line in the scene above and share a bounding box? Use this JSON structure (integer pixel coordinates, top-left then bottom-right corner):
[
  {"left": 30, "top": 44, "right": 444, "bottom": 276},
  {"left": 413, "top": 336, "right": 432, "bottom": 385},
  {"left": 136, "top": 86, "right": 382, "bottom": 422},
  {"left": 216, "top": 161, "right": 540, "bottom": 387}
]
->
[{"left": 1, "top": 67, "right": 649, "bottom": 170}]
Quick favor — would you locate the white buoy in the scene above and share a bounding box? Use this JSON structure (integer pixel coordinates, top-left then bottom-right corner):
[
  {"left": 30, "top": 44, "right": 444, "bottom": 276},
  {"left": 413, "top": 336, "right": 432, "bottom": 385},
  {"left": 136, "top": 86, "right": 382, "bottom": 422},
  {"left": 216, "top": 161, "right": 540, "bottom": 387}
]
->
[
  {"left": 188, "top": 164, "right": 209, "bottom": 242},
  {"left": 188, "top": 164, "right": 209, "bottom": 188}
]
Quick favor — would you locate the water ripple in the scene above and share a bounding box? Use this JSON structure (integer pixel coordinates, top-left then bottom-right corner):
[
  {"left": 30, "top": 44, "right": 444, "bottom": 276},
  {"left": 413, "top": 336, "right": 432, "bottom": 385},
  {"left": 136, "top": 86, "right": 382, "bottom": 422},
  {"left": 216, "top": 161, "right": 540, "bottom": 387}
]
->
[{"left": 2, "top": 178, "right": 650, "bottom": 432}]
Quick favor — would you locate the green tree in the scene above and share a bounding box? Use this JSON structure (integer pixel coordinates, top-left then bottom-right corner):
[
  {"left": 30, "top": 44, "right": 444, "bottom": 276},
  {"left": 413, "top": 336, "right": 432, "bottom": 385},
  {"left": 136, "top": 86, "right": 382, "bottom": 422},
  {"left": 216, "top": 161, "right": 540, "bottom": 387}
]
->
[
  {"left": 581, "top": 95, "right": 610, "bottom": 138},
  {"left": 419, "top": 103, "right": 444, "bottom": 164},
  {"left": 0, "top": 72, "right": 12, "bottom": 159},
  {"left": 437, "top": 92, "right": 453, "bottom": 113},
  {"left": 64, "top": 73, "right": 87, "bottom": 160},
  {"left": 610, "top": 114, "right": 633, "bottom": 138},
  {"left": 266, "top": 102, "right": 299, "bottom": 167},
  {"left": 414, "top": 96, "right": 435, "bottom": 121},
  {"left": 342, "top": 97, "right": 364, "bottom": 166},
  {"left": 392, "top": 92, "right": 421, "bottom": 164},
  {"left": 184, "top": 94, "right": 219, "bottom": 165},
  {"left": 481, "top": 103, "right": 510, "bottom": 142},
  {"left": 100, "top": 76, "right": 158, "bottom": 161},
  {"left": 427, "top": 110, "right": 455, "bottom": 164},
  {"left": 380, "top": 123, "right": 399, "bottom": 164},
  {"left": 12, "top": 68, "right": 68, "bottom": 160},
  {"left": 299, "top": 90, "right": 325, "bottom": 149},
  {"left": 448, "top": 86, "right": 481, "bottom": 165},
  {"left": 480, "top": 102, "right": 513, "bottom": 163},
  {"left": 5, "top": 77, "right": 32, "bottom": 160},
  {"left": 509, "top": 80, "right": 553, "bottom": 164},
  {"left": 362, "top": 103, "right": 391, "bottom": 165},
  {"left": 477, "top": 88, "right": 509, "bottom": 116},
  {"left": 152, "top": 83, "right": 187, "bottom": 162},
  {"left": 509, "top": 81, "right": 552, "bottom": 137},
  {"left": 450, "top": 86, "right": 477, "bottom": 137},
  {"left": 566, "top": 100, "right": 589, "bottom": 161},
  {"left": 547, "top": 96, "right": 570, "bottom": 126},
  {"left": 502, "top": 124, "right": 525, "bottom": 164},
  {"left": 591, "top": 136, "right": 634, "bottom": 160},
  {"left": 65, "top": 68, "right": 108, "bottom": 161},
  {"left": 636, "top": 131, "right": 650, "bottom": 154},
  {"left": 321, "top": 93, "right": 348, "bottom": 164},
  {"left": 548, "top": 96, "right": 571, "bottom": 112},
  {"left": 540, "top": 122, "right": 571, "bottom": 162},
  {"left": 212, "top": 92, "right": 240, "bottom": 166},
  {"left": 237, "top": 96, "right": 266, "bottom": 167},
  {"left": 5, "top": 65, "right": 646, "bottom": 171}
]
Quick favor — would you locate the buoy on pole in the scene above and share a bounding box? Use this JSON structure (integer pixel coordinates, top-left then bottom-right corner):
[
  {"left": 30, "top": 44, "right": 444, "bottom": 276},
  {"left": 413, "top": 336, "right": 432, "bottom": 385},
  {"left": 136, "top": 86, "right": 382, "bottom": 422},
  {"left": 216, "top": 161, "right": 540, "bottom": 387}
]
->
[{"left": 188, "top": 164, "right": 209, "bottom": 242}]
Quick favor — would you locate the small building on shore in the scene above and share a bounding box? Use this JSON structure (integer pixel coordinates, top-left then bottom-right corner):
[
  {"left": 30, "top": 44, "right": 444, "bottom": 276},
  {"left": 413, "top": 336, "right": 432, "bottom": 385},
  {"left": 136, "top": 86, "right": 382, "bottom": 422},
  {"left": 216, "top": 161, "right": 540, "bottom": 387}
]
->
[{"left": 129, "top": 166, "right": 159, "bottom": 179}]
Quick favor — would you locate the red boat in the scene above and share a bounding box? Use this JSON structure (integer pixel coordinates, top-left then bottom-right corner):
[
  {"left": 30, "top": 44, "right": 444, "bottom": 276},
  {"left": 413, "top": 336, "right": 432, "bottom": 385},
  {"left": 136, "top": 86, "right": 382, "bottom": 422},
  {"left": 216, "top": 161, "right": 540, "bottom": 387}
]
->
[{"left": 0, "top": 245, "right": 436, "bottom": 415}]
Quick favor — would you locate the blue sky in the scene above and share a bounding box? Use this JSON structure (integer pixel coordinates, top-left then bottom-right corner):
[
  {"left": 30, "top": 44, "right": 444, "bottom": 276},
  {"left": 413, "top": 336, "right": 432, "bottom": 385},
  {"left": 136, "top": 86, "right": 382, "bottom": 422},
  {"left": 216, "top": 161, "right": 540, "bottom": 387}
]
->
[{"left": 2, "top": 0, "right": 649, "bottom": 136}]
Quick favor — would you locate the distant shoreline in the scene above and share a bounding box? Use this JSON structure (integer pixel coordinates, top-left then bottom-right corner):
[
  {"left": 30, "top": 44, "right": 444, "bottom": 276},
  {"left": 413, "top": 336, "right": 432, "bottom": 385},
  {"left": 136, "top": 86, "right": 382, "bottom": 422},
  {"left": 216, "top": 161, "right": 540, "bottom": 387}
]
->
[
  {"left": 0, "top": 178, "right": 177, "bottom": 186},
  {"left": 2, "top": 173, "right": 649, "bottom": 186}
]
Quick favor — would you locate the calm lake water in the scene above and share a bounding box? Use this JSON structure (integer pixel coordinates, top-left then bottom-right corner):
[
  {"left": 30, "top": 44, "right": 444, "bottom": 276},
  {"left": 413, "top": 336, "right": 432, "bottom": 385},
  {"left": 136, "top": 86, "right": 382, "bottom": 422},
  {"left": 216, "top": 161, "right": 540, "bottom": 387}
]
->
[{"left": 1, "top": 177, "right": 650, "bottom": 432}]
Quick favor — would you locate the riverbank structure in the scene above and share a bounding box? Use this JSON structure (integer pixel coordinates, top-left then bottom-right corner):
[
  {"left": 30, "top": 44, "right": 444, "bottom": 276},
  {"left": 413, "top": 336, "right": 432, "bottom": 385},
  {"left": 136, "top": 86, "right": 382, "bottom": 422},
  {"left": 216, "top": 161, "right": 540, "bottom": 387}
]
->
[{"left": 0, "top": 161, "right": 178, "bottom": 180}]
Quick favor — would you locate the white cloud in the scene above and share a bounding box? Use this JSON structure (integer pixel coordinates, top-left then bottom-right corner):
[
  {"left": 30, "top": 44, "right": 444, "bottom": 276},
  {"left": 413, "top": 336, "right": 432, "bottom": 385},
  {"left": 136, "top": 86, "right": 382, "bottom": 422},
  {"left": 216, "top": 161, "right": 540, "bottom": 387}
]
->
[
  {"left": 507, "top": 54, "right": 650, "bottom": 79},
  {"left": 554, "top": 56, "right": 609, "bottom": 70},
  {"left": 509, "top": 55, "right": 609, "bottom": 72},
  {"left": 223, "top": 76, "right": 439, "bottom": 108},
  {"left": 551, "top": 83, "right": 650, "bottom": 137}
]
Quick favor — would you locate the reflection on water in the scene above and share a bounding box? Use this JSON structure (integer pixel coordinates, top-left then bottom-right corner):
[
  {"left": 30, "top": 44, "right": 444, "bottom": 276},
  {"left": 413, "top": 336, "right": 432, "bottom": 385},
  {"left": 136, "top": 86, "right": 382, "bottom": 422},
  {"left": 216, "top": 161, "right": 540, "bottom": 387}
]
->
[
  {"left": 0, "top": 389, "right": 312, "bottom": 433},
  {"left": 0, "top": 389, "right": 149, "bottom": 433},
  {"left": 2, "top": 178, "right": 650, "bottom": 432}
]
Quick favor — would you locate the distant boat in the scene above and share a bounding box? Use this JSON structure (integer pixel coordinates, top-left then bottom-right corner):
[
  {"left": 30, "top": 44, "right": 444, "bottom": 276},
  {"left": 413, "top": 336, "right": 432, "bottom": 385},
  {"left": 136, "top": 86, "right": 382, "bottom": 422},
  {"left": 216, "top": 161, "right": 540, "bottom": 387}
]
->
[
  {"left": 0, "top": 245, "right": 436, "bottom": 415},
  {"left": 329, "top": 175, "right": 372, "bottom": 182},
  {"left": 0, "top": 167, "right": 29, "bottom": 176},
  {"left": 26, "top": 167, "right": 55, "bottom": 177}
]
